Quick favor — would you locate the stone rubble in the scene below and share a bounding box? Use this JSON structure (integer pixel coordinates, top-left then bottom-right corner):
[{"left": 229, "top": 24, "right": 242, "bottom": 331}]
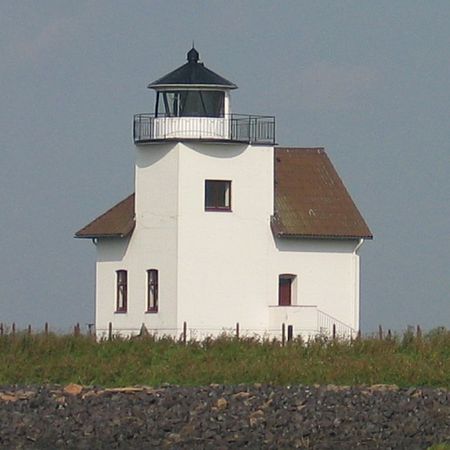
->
[{"left": 0, "top": 384, "right": 449, "bottom": 449}]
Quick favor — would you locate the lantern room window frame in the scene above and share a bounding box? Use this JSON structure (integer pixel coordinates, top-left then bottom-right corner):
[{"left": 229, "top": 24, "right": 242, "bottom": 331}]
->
[{"left": 155, "top": 90, "right": 225, "bottom": 118}]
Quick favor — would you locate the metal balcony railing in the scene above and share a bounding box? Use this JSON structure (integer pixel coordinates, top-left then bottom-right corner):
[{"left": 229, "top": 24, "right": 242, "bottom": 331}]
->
[{"left": 133, "top": 113, "right": 275, "bottom": 145}]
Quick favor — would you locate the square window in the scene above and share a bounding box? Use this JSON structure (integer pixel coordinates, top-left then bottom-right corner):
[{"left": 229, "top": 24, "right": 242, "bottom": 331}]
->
[{"left": 205, "top": 180, "right": 231, "bottom": 211}]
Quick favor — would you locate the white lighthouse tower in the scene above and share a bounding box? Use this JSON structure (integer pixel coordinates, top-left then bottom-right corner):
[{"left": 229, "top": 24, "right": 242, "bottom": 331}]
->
[{"left": 76, "top": 48, "right": 371, "bottom": 339}]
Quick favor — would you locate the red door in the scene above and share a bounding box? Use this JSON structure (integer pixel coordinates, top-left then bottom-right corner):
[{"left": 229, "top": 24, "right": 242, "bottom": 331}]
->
[{"left": 278, "top": 277, "right": 292, "bottom": 306}]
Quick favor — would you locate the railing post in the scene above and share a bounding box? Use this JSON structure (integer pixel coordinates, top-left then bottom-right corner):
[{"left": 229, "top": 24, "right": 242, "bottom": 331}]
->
[
  {"left": 0, "top": 323, "right": 3, "bottom": 337},
  {"left": 183, "top": 321, "right": 187, "bottom": 345},
  {"left": 378, "top": 325, "right": 383, "bottom": 340},
  {"left": 281, "top": 323, "right": 286, "bottom": 347},
  {"left": 332, "top": 323, "right": 336, "bottom": 340},
  {"left": 416, "top": 325, "right": 422, "bottom": 339},
  {"left": 236, "top": 322, "right": 240, "bottom": 339},
  {"left": 45, "top": 322, "right": 49, "bottom": 336},
  {"left": 12, "top": 323, "right": 16, "bottom": 336},
  {"left": 108, "top": 322, "right": 112, "bottom": 341},
  {"left": 27, "top": 325, "right": 31, "bottom": 336},
  {"left": 287, "top": 325, "right": 293, "bottom": 342}
]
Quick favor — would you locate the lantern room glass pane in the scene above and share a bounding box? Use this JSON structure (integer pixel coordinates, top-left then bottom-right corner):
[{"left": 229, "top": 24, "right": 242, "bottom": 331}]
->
[{"left": 157, "top": 91, "right": 224, "bottom": 117}]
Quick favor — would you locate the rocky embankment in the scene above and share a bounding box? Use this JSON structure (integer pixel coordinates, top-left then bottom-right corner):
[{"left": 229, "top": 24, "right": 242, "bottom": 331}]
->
[{"left": 0, "top": 384, "right": 449, "bottom": 449}]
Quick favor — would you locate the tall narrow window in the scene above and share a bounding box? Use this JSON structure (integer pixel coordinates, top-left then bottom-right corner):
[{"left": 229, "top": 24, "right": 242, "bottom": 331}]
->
[
  {"left": 278, "top": 274, "right": 296, "bottom": 306},
  {"left": 147, "top": 269, "right": 159, "bottom": 313},
  {"left": 116, "top": 270, "right": 128, "bottom": 312},
  {"left": 205, "top": 180, "right": 231, "bottom": 211}
]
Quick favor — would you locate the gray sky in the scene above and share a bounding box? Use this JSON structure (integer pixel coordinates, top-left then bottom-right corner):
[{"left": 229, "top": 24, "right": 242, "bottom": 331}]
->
[{"left": 1, "top": 1, "right": 449, "bottom": 333}]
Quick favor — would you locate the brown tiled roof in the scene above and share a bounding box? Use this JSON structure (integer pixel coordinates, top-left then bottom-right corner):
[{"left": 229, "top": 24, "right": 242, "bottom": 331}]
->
[
  {"left": 75, "top": 194, "right": 135, "bottom": 239},
  {"left": 272, "top": 148, "right": 372, "bottom": 239},
  {"left": 75, "top": 148, "right": 372, "bottom": 241}
]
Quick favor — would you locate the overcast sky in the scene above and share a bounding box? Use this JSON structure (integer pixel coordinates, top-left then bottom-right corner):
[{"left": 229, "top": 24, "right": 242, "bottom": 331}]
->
[{"left": 0, "top": 1, "right": 449, "bottom": 333}]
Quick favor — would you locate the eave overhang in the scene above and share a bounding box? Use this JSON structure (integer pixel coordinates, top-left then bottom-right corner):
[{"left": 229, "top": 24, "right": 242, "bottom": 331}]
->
[{"left": 74, "top": 194, "right": 135, "bottom": 240}]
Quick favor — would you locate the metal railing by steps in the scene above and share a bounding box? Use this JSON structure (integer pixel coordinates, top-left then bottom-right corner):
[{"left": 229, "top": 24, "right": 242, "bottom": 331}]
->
[{"left": 317, "top": 309, "right": 356, "bottom": 338}]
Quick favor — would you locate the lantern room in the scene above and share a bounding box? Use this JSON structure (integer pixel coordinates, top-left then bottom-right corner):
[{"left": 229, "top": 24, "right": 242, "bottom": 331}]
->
[
  {"left": 133, "top": 47, "right": 275, "bottom": 144},
  {"left": 149, "top": 47, "right": 236, "bottom": 118}
]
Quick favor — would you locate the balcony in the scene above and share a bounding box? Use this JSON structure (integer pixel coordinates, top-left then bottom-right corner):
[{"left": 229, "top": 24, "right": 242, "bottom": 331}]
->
[{"left": 133, "top": 114, "right": 275, "bottom": 145}]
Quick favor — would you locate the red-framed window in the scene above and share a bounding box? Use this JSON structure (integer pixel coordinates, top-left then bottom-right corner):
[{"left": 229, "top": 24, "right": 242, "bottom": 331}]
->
[
  {"left": 116, "top": 270, "right": 128, "bottom": 312},
  {"left": 205, "top": 180, "right": 231, "bottom": 211},
  {"left": 278, "top": 274, "right": 296, "bottom": 306},
  {"left": 147, "top": 269, "right": 159, "bottom": 313}
]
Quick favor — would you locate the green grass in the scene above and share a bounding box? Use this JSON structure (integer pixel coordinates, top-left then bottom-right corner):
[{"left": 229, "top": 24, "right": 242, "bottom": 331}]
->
[{"left": 1, "top": 328, "right": 450, "bottom": 387}]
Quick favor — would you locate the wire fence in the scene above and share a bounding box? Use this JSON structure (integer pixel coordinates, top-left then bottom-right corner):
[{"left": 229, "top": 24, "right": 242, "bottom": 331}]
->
[
  {"left": 0, "top": 321, "right": 322, "bottom": 341},
  {"left": 0, "top": 321, "right": 419, "bottom": 343}
]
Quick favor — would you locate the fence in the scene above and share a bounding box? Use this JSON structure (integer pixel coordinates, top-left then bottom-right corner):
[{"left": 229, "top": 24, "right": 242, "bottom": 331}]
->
[{"left": 0, "top": 322, "right": 425, "bottom": 344}]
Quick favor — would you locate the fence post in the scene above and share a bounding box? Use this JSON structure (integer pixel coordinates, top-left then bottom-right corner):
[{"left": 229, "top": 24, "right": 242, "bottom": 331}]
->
[
  {"left": 416, "top": 325, "right": 422, "bottom": 339},
  {"left": 44, "top": 322, "right": 49, "bottom": 336},
  {"left": 287, "top": 325, "right": 293, "bottom": 342},
  {"left": 357, "top": 330, "right": 361, "bottom": 340},
  {"left": 27, "top": 325, "right": 31, "bottom": 335},
  {"left": 387, "top": 329, "right": 392, "bottom": 339},
  {"left": 332, "top": 323, "right": 336, "bottom": 340},
  {"left": 378, "top": 325, "right": 383, "bottom": 340},
  {"left": 235, "top": 322, "right": 240, "bottom": 339},
  {"left": 12, "top": 323, "right": 16, "bottom": 336},
  {"left": 108, "top": 322, "right": 112, "bottom": 341},
  {"left": 281, "top": 323, "right": 286, "bottom": 347},
  {"left": 0, "top": 323, "right": 3, "bottom": 337},
  {"left": 183, "top": 321, "right": 187, "bottom": 345}
]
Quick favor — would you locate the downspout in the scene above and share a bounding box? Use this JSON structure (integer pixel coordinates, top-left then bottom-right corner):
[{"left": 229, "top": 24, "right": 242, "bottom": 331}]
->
[{"left": 353, "top": 238, "right": 364, "bottom": 334}]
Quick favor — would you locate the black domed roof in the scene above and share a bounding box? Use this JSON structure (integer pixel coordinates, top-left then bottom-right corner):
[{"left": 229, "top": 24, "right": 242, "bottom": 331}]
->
[{"left": 148, "top": 47, "right": 237, "bottom": 90}]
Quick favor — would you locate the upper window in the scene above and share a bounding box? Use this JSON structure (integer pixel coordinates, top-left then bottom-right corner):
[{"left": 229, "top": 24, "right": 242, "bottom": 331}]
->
[
  {"left": 205, "top": 180, "right": 231, "bottom": 211},
  {"left": 116, "top": 270, "right": 128, "bottom": 312},
  {"left": 156, "top": 91, "right": 224, "bottom": 118},
  {"left": 147, "top": 269, "right": 159, "bottom": 313},
  {"left": 278, "top": 274, "right": 296, "bottom": 306}
]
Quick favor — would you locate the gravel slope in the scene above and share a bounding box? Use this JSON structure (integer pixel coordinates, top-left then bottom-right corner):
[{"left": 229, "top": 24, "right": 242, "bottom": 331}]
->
[{"left": 0, "top": 384, "right": 449, "bottom": 449}]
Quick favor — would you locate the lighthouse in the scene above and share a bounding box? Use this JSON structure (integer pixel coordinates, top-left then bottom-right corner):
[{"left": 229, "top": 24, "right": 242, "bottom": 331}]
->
[{"left": 76, "top": 48, "right": 371, "bottom": 339}]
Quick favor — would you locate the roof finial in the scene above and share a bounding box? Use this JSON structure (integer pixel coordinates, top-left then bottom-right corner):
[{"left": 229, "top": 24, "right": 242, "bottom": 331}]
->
[{"left": 187, "top": 46, "right": 199, "bottom": 63}]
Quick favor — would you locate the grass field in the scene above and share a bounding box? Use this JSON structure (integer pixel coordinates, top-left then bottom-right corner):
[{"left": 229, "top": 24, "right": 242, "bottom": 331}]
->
[{"left": 1, "top": 328, "right": 450, "bottom": 388}]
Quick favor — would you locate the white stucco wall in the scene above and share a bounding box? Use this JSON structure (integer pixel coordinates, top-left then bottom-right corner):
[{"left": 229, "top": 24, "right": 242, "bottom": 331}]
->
[
  {"left": 94, "top": 140, "right": 364, "bottom": 339},
  {"left": 268, "top": 238, "right": 361, "bottom": 336},
  {"left": 95, "top": 143, "right": 180, "bottom": 337},
  {"left": 176, "top": 142, "right": 274, "bottom": 336}
]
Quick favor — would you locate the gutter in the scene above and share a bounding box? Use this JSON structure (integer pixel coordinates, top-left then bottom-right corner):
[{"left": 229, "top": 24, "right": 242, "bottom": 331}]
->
[{"left": 353, "top": 238, "right": 364, "bottom": 333}]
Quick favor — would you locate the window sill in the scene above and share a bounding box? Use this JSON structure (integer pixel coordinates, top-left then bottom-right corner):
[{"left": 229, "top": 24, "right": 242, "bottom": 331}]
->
[
  {"left": 205, "top": 208, "right": 232, "bottom": 212},
  {"left": 145, "top": 310, "right": 159, "bottom": 314},
  {"left": 268, "top": 305, "right": 317, "bottom": 308},
  {"left": 115, "top": 310, "right": 128, "bottom": 314}
]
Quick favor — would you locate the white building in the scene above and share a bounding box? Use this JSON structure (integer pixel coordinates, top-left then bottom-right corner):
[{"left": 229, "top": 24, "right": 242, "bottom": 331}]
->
[{"left": 76, "top": 48, "right": 372, "bottom": 339}]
